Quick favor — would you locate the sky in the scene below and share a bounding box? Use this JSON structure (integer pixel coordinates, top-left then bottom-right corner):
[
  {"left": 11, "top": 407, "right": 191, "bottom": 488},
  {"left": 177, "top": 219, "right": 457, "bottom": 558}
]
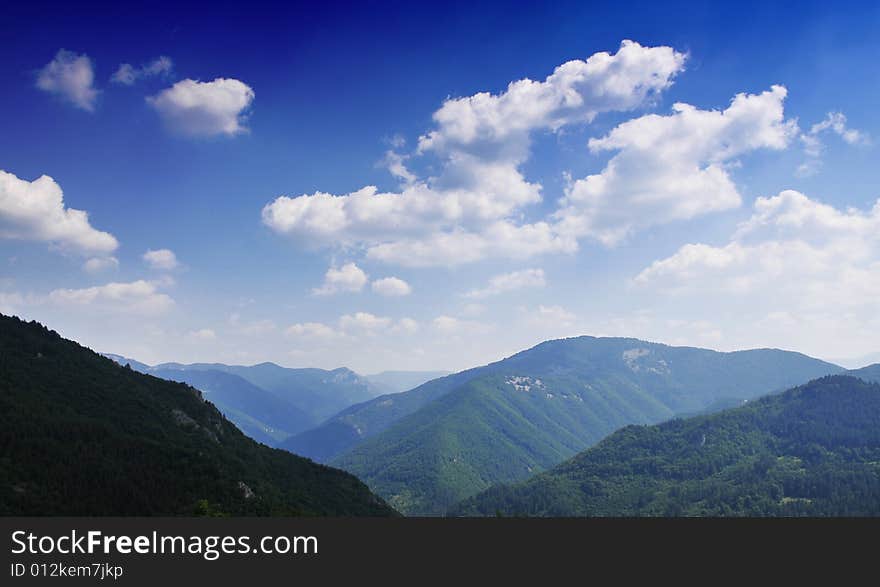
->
[{"left": 1, "top": 0, "right": 879, "bottom": 372}]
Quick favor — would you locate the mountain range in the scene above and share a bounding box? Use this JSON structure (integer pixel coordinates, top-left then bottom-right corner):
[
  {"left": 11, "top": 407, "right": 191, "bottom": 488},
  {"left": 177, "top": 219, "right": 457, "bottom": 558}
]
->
[
  {"left": 7, "top": 312, "right": 875, "bottom": 519},
  {"left": 105, "top": 354, "right": 442, "bottom": 446},
  {"left": 0, "top": 315, "right": 396, "bottom": 516},
  {"left": 451, "top": 374, "right": 880, "bottom": 516},
  {"left": 321, "top": 337, "right": 842, "bottom": 514}
]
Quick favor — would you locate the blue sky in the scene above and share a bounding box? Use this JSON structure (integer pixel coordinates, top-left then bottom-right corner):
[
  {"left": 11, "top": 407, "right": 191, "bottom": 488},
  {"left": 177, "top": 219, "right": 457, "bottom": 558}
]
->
[{"left": 1, "top": 1, "right": 878, "bottom": 371}]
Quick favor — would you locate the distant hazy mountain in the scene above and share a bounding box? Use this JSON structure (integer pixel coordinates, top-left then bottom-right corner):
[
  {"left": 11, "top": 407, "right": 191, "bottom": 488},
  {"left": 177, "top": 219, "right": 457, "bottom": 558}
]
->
[
  {"left": 365, "top": 371, "right": 451, "bottom": 394},
  {"left": 203, "top": 363, "right": 383, "bottom": 422},
  {"left": 102, "top": 353, "right": 152, "bottom": 373},
  {"left": 0, "top": 315, "right": 397, "bottom": 516},
  {"left": 328, "top": 336, "right": 842, "bottom": 514},
  {"left": 451, "top": 375, "right": 880, "bottom": 517},
  {"left": 151, "top": 368, "right": 313, "bottom": 445},
  {"left": 848, "top": 363, "right": 880, "bottom": 382},
  {"left": 830, "top": 352, "right": 880, "bottom": 369},
  {"left": 104, "top": 356, "right": 382, "bottom": 443}
]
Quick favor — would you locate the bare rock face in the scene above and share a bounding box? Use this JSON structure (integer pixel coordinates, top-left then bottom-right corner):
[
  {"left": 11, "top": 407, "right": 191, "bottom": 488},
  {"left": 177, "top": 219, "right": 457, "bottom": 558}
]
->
[
  {"left": 237, "top": 481, "right": 255, "bottom": 500},
  {"left": 622, "top": 348, "right": 671, "bottom": 375}
]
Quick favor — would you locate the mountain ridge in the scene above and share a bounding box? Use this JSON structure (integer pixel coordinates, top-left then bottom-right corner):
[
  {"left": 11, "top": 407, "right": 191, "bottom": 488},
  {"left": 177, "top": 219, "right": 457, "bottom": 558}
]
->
[
  {"left": 450, "top": 374, "right": 880, "bottom": 517},
  {"left": 325, "top": 336, "right": 842, "bottom": 514},
  {"left": 0, "top": 314, "right": 397, "bottom": 516}
]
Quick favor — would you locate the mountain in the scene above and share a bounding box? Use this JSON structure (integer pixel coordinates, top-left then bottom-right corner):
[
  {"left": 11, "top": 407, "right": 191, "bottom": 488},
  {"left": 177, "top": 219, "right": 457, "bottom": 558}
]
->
[
  {"left": 328, "top": 336, "right": 842, "bottom": 514},
  {"left": 282, "top": 365, "right": 493, "bottom": 462},
  {"left": 104, "top": 356, "right": 382, "bottom": 440},
  {"left": 208, "top": 363, "right": 382, "bottom": 422},
  {"left": 830, "top": 352, "right": 880, "bottom": 369},
  {"left": 150, "top": 368, "right": 313, "bottom": 446},
  {"left": 102, "top": 353, "right": 152, "bottom": 373},
  {"left": 365, "top": 371, "right": 451, "bottom": 394},
  {"left": 0, "top": 314, "right": 396, "bottom": 516},
  {"left": 451, "top": 375, "right": 880, "bottom": 517},
  {"left": 848, "top": 363, "right": 880, "bottom": 383}
]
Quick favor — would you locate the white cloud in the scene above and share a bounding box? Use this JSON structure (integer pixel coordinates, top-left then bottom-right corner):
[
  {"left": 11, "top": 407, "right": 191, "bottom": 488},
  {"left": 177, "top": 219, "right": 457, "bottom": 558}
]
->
[
  {"left": 47, "top": 279, "right": 174, "bottom": 315},
  {"left": 797, "top": 112, "right": 870, "bottom": 177},
  {"left": 460, "top": 303, "right": 486, "bottom": 317},
  {"left": 635, "top": 190, "right": 880, "bottom": 354},
  {"left": 142, "top": 248, "right": 179, "bottom": 270},
  {"left": 263, "top": 41, "right": 686, "bottom": 266},
  {"left": 0, "top": 291, "right": 25, "bottom": 315},
  {"left": 393, "top": 317, "right": 419, "bottom": 334},
  {"left": 36, "top": 49, "right": 99, "bottom": 111},
  {"left": 432, "top": 315, "right": 491, "bottom": 336},
  {"left": 83, "top": 256, "right": 119, "bottom": 273},
  {"left": 808, "top": 112, "right": 869, "bottom": 147},
  {"left": 382, "top": 150, "right": 417, "bottom": 185},
  {"left": 364, "top": 220, "right": 577, "bottom": 268},
  {"left": 285, "top": 313, "right": 417, "bottom": 343},
  {"left": 417, "top": 39, "right": 686, "bottom": 159},
  {"left": 339, "top": 311, "right": 392, "bottom": 333},
  {"left": 285, "top": 321, "right": 339, "bottom": 341},
  {"left": 147, "top": 78, "right": 254, "bottom": 137},
  {"left": 237, "top": 319, "right": 277, "bottom": 336},
  {"left": 187, "top": 328, "right": 216, "bottom": 341},
  {"left": 464, "top": 268, "right": 545, "bottom": 298},
  {"left": 313, "top": 262, "right": 368, "bottom": 295},
  {"left": 0, "top": 170, "right": 118, "bottom": 255},
  {"left": 556, "top": 85, "right": 797, "bottom": 245},
  {"left": 371, "top": 276, "right": 412, "bottom": 296},
  {"left": 111, "top": 56, "right": 173, "bottom": 85},
  {"left": 532, "top": 304, "right": 576, "bottom": 327}
]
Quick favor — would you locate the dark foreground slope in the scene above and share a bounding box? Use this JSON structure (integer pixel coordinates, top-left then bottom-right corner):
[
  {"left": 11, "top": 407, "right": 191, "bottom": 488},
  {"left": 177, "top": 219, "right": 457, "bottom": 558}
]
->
[
  {"left": 451, "top": 375, "right": 880, "bottom": 517},
  {"left": 331, "top": 337, "right": 841, "bottom": 515},
  {"left": 0, "top": 315, "right": 396, "bottom": 516}
]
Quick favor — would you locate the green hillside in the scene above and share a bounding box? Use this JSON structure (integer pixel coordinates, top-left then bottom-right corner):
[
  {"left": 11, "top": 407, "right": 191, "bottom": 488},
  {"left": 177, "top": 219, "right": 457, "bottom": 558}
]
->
[
  {"left": 0, "top": 314, "right": 396, "bottom": 516},
  {"left": 330, "top": 336, "right": 841, "bottom": 514},
  {"left": 282, "top": 366, "right": 487, "bottom": 462},
  {"left": 451, "top": 375, "right": 880, "bottom": 517}
]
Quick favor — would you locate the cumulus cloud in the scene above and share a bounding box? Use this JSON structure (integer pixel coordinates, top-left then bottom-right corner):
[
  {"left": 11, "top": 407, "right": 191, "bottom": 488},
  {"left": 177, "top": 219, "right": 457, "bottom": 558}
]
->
[
  {"left": 313, "top": 262, "right": 368, "bottom": 295},
  {"left": 36, "top": 49, "right": 99, "bottom": 111},
  {"left": 286, "top": 313, "right": 417, "bottom": 343},
  {"left": 0, "top": 170, "right": 118, "bottom": 255},
  {"left": 147, "top": 78, "right": 254, "bottom": 137},
  {"left": 47, "top": 279, "right": 174, "bottom": 315},
  {"left": 532, "top": 304, "right": 577, "bottom": 327},
  {"left": 339, "top": 311, "right": 392, "bottom": 333},
  {"left": 636, "top": 190, "right": 880, "bottom": 336},
  {"left": 797, "top": 112, "right": 870, "bottom": 177},
  {"left": 371, "top": 276, "right": 412, "bottom": 296},
  {"left": 464, "top": 268, "right": 546, "bottom": 298},
  {"left": 417, "top": 39, "right": 685, "bottom": 159},
  {"left": 187, "top": 328, "right": 216, "bottom": 341},
  {"left": 111, "top": 56, "right": 173, "bottom": 85},
  {"left": 83, "top": 256, "right": 119, "bottom": 273},
  {"left": 263, "top": 41, "right": 686, "bottom": 266},
  {"left": 394, "top": 317, "right": 419, "bottom": 334},
  {"left": 432, "top": 315, "right": 492, "bottom": 336},
  {"left": 143, "top": 248, "right": 179, "bottom": 270},
  {"left": 382, "top": 150, "right": 417, "bottom": 185},
  {"left": 285, "top": 321, "right": 339, "bottom": 341},
  {"left": 556, "top": 85, "right": 797, "bottom": 245}
]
